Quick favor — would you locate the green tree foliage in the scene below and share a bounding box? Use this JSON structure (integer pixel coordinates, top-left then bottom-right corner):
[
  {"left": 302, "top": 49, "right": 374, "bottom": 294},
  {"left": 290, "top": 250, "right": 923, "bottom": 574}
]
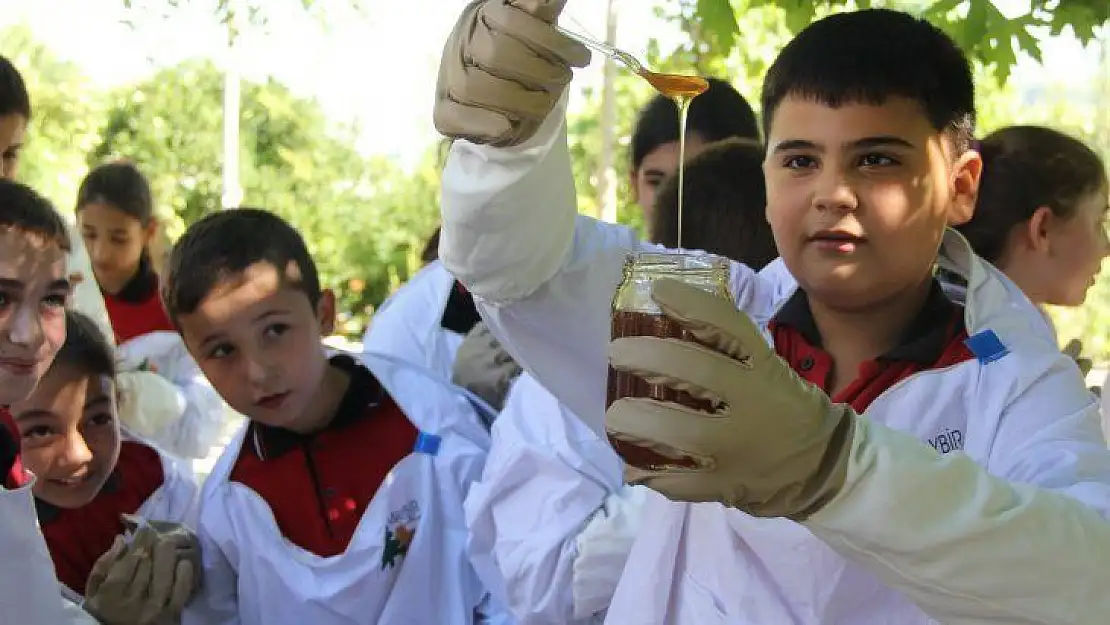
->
[
  {"left": 91, "top": 60, "right": 438, "bottom": 334},
  {"left": 686, "top": 0, "right": 1110, "bottom": 82},
  {"left": 0, "top": 25, "right": 103, "bottom": 211}
]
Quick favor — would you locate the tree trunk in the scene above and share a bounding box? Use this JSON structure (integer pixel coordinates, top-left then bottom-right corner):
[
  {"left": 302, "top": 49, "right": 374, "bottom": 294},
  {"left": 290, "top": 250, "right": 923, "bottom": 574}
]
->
[{"left": 597, "top": 0, "right": 619, "bottom": 223}]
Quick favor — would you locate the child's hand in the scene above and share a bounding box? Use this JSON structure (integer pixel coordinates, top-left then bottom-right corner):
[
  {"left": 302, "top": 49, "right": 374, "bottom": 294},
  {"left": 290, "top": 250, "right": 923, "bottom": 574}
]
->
[
  {"left": 452, "top": 322, "right": 522, "bottom": 411},
  {"left": 85, "top": 524, "right": 202, "bottom": 624},
  {"left": 1062, "top": 338, "right": 1094, "bottom": 378}
]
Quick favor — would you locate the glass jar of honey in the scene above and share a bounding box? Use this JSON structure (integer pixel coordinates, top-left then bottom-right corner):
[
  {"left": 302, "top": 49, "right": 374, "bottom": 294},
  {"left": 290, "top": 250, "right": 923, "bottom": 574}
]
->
[{"left": 607, "top": 251, "right": 733, "bottom": 468}]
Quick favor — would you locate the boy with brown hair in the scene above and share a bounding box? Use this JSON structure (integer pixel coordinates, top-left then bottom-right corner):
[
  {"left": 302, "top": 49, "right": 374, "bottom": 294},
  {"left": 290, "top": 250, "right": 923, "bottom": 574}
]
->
[
  {"left": 168, "top": 208, "right": 510, "bottom": 625},
  {"left": 434, "top": 2, "right": 1110, "bottom": 622},
  {"left": 0, "top": 179, "right": 99, "bottom": 624}
]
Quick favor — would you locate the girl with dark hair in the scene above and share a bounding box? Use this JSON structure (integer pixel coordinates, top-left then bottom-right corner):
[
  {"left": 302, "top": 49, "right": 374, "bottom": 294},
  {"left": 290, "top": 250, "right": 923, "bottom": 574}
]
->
[
  {"left": 76, "top": 161, "right": 167, "bottom": 344},
  {"left": 75, "top": 161, "right": 228, "bottom": 461}
]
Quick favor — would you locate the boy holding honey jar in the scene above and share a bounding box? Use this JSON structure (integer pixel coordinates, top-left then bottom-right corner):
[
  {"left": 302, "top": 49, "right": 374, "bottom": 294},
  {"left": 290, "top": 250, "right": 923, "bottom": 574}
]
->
[{"left": 434, "top": 1, "right": 1110, "bottom": 623}]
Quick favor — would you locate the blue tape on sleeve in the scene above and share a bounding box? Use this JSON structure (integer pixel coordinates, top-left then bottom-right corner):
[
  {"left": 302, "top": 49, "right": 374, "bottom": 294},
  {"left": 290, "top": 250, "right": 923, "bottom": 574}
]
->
[
  {"left": 413, "top": 432, "right": 442, "bottom": 456},
  {"left": 964, "top": 329, "right": 1009, "bottom": 364}
]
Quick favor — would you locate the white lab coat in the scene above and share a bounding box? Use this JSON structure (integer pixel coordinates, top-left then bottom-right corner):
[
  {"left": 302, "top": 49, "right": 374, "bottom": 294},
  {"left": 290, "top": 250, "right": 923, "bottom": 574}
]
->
[
  {"left": 116, "top": 331, "right": 230, "bottom": 460},
  {"left": 130, "top": 441, "right": 203, "bottom": 529},
  {"left": 0, "top": 479, "right": 98, "bottom": 624},
  {"left": 440, "top": 93, "right": 1110, "bottom": 624},
  {"left": 466, "top": 371, "right": 648, "bottom": 625},
  {"left": 182, "top": 352, "right": 513, "bottom": 625},
  {"left": 363, "top": 261, "right": 465, "bottom": 381},
  {"left": 1100, "top": 374, "right": 1110, "bottom": 444}
]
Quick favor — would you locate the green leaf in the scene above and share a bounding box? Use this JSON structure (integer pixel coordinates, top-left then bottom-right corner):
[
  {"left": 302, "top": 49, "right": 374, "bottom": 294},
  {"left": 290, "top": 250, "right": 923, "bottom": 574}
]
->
[{"left": 695, "top": 0, "right": 740, "bottom": 55}]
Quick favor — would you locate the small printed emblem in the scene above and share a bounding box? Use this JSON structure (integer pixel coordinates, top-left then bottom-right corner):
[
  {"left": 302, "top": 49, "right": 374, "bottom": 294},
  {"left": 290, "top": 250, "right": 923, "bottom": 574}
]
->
[{"left": 381, "top": 500, "right": 421, "bottom": 570}]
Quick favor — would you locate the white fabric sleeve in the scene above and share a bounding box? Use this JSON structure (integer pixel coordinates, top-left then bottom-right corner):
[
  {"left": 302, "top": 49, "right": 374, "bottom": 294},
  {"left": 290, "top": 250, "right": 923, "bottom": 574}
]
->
[
  {"left": 465, "top": 375, "right": 626, "bottom": 625},
  {"left": 0, "top": 481, "right": 97, "bottom": 624},
  {"left": 117, "top": 332, "right": 230, "bottom": 460},
  {"left": 180, "top": 502, "right": 241, "bottom": 625},
  {"left": 441, "top": 92, "right": 646, "bottom": 433},
  {"left": 806, "top": 390, "right": 1110, "bottom": 625},
  {"left": 439, "top": 91, "right": 579, "bottom": 305},
  {"left": 571, "top": 486, "right": 648, "bottom": 620}
]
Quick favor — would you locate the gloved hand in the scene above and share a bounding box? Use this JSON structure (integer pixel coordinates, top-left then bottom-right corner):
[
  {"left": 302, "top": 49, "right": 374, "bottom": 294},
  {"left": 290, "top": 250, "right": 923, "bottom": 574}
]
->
[
  {"left": 1062, "top": 338, "right": 1093, "bottom": 378},
  {"left": 434, "top": 0, "right": 591, "bottom": 147},
  {"left": 84, "top": 520, "right": 200, "bottom": 624},
  {"left": 452, "top": 323, "right": 523, "bottom": 411},
  {"left": 115, "top": 370, "right": 186, "bottom": 442},
  {"left": 605, "top": 278, "right": 856, "bottom": 521}
]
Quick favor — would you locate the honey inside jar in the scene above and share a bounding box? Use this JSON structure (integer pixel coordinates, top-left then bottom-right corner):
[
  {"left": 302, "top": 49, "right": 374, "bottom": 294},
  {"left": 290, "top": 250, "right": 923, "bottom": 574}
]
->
[{"left": 607, "top": 252, "right": 732, "bottom": 470}]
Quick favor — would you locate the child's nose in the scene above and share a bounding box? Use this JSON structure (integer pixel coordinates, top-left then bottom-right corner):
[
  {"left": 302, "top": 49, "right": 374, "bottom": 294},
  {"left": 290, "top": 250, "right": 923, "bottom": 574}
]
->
[{"left": 60, "top": 433, "right": 94, "bottom": 468}]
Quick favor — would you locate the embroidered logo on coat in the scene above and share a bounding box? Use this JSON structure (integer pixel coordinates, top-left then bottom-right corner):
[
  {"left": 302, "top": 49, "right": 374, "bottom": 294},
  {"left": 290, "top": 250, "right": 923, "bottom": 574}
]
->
[{"left": 381, "top": 500, "right": 421, "bottom": 570}]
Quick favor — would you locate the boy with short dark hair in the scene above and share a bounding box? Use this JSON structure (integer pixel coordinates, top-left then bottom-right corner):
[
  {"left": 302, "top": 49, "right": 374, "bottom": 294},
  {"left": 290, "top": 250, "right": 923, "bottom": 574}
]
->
[
  {"left": 170, "top": 208, "right": 509, "bottom": 625},
  {"left": 434, "top": 2, "right": 1110, "bottom": 622},
  {"left": 0, "top": 179, "right": 103, "bottom": 624}
]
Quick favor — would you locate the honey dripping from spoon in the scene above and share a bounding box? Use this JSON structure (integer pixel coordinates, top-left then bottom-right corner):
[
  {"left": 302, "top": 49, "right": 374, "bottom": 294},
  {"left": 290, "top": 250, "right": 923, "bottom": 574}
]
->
[{"left": 641, "top": 72, "right": 709, "bottom": 249}]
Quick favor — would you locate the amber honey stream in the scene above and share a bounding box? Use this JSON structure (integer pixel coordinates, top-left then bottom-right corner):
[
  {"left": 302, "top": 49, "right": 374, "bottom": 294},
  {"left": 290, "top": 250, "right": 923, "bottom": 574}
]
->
[{"left": 640, "top": 72, "right": 709, "bottom": 249}]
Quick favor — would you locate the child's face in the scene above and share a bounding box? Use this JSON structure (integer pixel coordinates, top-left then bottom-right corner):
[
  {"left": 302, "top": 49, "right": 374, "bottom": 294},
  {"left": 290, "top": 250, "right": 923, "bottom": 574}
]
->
[
  {"left": 0, "top": 113, "right": 26, "bottom": 181},
  {"left": 763, "top": 95, "right": 981, "bottom": 309},
  {"left": 631, "top": 132, "right": 710, "bottom": 224},
  {"left": 11, "top": 367, "right": 121, "bottom": 508},
  {"left": 0, "top": 228, "right": 70, "bottom": 405},
  {"left": 176, "top": 261, "right": 335, "bottom": 431},
  {"left": 1024, "top": 187, "right": 1110, "bottom": 307},
  {"left": 78, "top": 202, "right": 156, "bottom": 295}
]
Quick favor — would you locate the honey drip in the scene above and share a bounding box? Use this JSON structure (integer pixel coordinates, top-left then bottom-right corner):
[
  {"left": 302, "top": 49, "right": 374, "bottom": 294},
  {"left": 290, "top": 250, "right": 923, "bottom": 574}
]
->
[{"left": 639, "top": 72, "right": 708, "bottom": 249}]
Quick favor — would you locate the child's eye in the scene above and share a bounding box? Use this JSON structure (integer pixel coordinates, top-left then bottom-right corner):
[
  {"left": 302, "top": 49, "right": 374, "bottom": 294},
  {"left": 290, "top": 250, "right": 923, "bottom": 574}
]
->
[
  {"left": 858, "top": 153, "right": 898, "bottom": 168},
  {"left": 208, "top": 343, "right": 235, "bottom": 360},
  {"left": 87, "top": 412, "right": 114, "bottom": 428},
  {"left": 782, "top": 155, "right": 817, "bottom": 170},
  {"left": 263, "top": 323, "right": 291, "bottom": 339},
  {"left": 0, "top": 292, "right": 9, "bottom": 308},
  {"left": 21, "top": 425, "right": 54, "bottom": 440},
  {"left": 42, "top": 294, "right": 67, "bottom": 310}
]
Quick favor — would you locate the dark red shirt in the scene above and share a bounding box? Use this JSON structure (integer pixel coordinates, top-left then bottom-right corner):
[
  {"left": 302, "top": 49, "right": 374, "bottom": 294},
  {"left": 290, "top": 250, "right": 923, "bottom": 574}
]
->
[
  {"left": 0, "top": 407, "right": 26, "bottom": 489},
  {"left": 37, "top": 441, "right": 165, "bottom": 595},
  {"left": 770, "top": 280, "right": 975, "bottom": 413},
  {"left": 102, "top": 257, "right": 174, "bottom": 345},
  {"left": 229, "top": 355, "right": 418, "bottom": 558}
]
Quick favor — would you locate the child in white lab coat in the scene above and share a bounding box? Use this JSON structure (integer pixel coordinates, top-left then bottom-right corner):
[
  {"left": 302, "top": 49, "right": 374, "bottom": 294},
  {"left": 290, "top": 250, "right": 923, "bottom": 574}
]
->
[
  {"left": 0, "top": 176, "right": 100, "bottom": 625},
  {"left": 168, "top": 209, "right": 511, "bottom": 625},
  {"left": 957, "top": 125, "right": 1110, "bottom": 435},
  {"left": 9, "top": 310, "right": 200, "bottom": 624},
  {"left": 434, "top": 2, "right": 1110, "bottom": 623},
  {"left": 466, "top": 138, "right": 781, "bottom": 624}
]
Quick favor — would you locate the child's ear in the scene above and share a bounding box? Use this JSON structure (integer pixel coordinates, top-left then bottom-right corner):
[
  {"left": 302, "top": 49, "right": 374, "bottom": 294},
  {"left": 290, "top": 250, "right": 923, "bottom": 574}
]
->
[
  {"left": 948, "top": 149, "right": 983, "bottom": 226},
  {"left": 316, "top": 289, "right": 336, "bottom": 337}
]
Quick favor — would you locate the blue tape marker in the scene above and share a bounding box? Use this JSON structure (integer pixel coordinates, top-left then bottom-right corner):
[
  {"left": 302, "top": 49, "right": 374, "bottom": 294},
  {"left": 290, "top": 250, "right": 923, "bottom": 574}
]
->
[
  {"left": 964, "top": 329, "right": 1009, "bottom": 364},
  {"left": 413, "top": 432, "right": 442, "bottom": 456}
]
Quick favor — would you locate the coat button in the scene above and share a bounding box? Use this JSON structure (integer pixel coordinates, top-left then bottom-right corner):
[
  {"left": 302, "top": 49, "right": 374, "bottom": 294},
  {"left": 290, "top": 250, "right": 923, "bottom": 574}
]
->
[{"left": 799, "top": 356, "right": 815, "bottom": 372}]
